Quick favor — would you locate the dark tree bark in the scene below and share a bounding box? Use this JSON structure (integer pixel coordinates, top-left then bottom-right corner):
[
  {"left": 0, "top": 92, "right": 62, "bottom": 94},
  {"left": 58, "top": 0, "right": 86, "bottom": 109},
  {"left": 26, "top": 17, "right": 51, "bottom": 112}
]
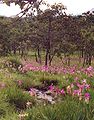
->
[
  {"left": 37, "top": 46, "right": 41, "bottom": 64},
  {"left": 45, "top": 49, "right": 49, "bottom": 66},
  {"left": 45, "top": 18, "right": 51, "bottom": 66},
  {"left": 35, "top": 52, "right": 38, "bottom": 62}
]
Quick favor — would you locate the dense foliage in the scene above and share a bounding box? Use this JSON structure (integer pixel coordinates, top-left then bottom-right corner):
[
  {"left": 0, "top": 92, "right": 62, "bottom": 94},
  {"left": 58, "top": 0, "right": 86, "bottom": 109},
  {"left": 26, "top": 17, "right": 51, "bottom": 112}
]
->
[{"left": 0, "top": 4, "right": 94, "bottom": 66}]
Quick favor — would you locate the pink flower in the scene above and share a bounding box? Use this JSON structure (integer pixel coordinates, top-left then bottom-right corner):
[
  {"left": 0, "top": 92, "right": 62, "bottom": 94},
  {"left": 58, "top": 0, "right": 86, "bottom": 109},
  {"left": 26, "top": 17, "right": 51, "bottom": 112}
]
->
[
  {"left": 0, "top": 83, "right": 6, "bottom": 88},
  {"left": 87, "top": 66, "right": 93, "bottom": 71},
  {"left": 55, "top": 87, "right": 60, "bottom": 94},
  {"left": 60, "top": 89, "right": 65, "bottom": 95},
  {"left": 69, "top": 69, "right": 75, "bottom": 74},
  {"left": 84, "top": 93, "right": 90, "bottom": 104},
  {"left": 84, "top": 93, "right": 90, "bottom": 99},
  {"left": 29, "top": 88, "right": 36, "bottom": 96},
  {"left": 88, "top": 73, "right": 93, "bottom": 77},
  {"left": 74, "top": 77, "right": 79, "bottom": 81},
  {"left": 85, "top": 84, "right": 90, "bottom": 90},
  {"left": 76, "top": 82, "right": 80, "bottom": 87},
  {"left": 76, "top": 83, "right": 84, "bottom": 91},
  {"left": 49, "top": 84, "right": 54, "bottom": 91},
  {"left": 73, "top": 89, "right": 81, "bottom": 96},
  {"left": 70, "top": 83, "right": 74, "bottom": 88},
  {"left": 82, "top": 79, "right": 87, "bottom": 84},
  {"left": 17, "top": 80, "right": 23, "bottom": 86}
]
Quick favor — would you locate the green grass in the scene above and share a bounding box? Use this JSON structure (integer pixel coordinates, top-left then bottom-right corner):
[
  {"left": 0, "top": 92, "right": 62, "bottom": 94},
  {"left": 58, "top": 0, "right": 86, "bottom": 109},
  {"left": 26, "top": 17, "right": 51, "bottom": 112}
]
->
[
  {"left": 0, "top": 55, "right": 94, "bottom": 120},
  {"left": 26, "top": 96, "right": 94, "bottom": 120}
]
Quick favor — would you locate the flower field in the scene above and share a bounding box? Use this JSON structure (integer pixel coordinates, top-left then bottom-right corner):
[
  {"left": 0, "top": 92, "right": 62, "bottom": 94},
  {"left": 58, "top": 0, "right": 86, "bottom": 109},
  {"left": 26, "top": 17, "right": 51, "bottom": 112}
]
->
[{"left": 0, "top": 56, "right": 94, "bottom": 120}]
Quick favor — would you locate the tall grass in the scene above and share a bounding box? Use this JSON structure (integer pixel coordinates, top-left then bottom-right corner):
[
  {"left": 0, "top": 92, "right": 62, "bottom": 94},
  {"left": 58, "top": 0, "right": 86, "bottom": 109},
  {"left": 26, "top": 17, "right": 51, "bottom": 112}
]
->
[{"left": 26, "top": 96, "right": 94, "bottom": 120}]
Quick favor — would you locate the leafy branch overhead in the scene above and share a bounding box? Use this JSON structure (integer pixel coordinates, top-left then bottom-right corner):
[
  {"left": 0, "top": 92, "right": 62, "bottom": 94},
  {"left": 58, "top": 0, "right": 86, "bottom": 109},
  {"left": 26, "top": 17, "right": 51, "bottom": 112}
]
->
[
  {"left": 0, "top": 0, "right": 45, "bottom": 17},
  {"left": 2, "top": 0, "right": 37, "bottom": 6}
]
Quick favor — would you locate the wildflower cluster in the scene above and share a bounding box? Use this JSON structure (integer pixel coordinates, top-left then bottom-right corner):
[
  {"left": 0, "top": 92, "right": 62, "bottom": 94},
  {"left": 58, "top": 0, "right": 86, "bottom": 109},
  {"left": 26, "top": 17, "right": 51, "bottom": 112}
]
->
[
  {"left": 49, "top": 79, "right": 90, "bottom": 104},
  {"left": 20, "top": 64, "right": 94, "bottom": 78},
  {"left": 17, "top": 63, "right": 93, "bottom": 104}
]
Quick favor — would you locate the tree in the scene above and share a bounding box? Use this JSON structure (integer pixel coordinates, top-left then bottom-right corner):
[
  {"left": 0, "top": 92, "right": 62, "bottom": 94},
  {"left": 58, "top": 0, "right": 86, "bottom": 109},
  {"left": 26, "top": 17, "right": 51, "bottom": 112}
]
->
[{"left": 0, "top": 16, "right": 11, "bottom": 55}]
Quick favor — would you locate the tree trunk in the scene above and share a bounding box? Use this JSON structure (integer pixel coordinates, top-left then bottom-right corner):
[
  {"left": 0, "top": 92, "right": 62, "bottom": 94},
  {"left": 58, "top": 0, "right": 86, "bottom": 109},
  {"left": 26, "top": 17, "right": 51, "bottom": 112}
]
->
[
  {"left": 37, "top": 46, "right": 41, "bottom": 64},
  {"left": 88, "top": 52, "right": 92, "bottom": 65},
  {"left": 35, "top": 52, "right": 38, "bottom": 62},
  {"left": 13, "top": 47, "right": 16, "bottom": 54},
  {"left": 18, "top": 47, "right": 21, "bottom": 55},
  {"left": 81, "top": 48, "right": 84, "bottom": 58},
  {"left": 67, "top": 55, "right": 70, "bottom": 66},
  {"left": 45, "top": 18, "right": 51, "bottom": 66},
  {"left": 83, "top": 51, "right": 92, "bottom": 66},
  {"left": 21, "top": 49, "right": 24, "bottom": 57},
  {"left": 45, "top": 49, "right": 49, "bottom": 66},
  {"left": 49, "top": 52, "right": 56, "bottom": 66}
]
